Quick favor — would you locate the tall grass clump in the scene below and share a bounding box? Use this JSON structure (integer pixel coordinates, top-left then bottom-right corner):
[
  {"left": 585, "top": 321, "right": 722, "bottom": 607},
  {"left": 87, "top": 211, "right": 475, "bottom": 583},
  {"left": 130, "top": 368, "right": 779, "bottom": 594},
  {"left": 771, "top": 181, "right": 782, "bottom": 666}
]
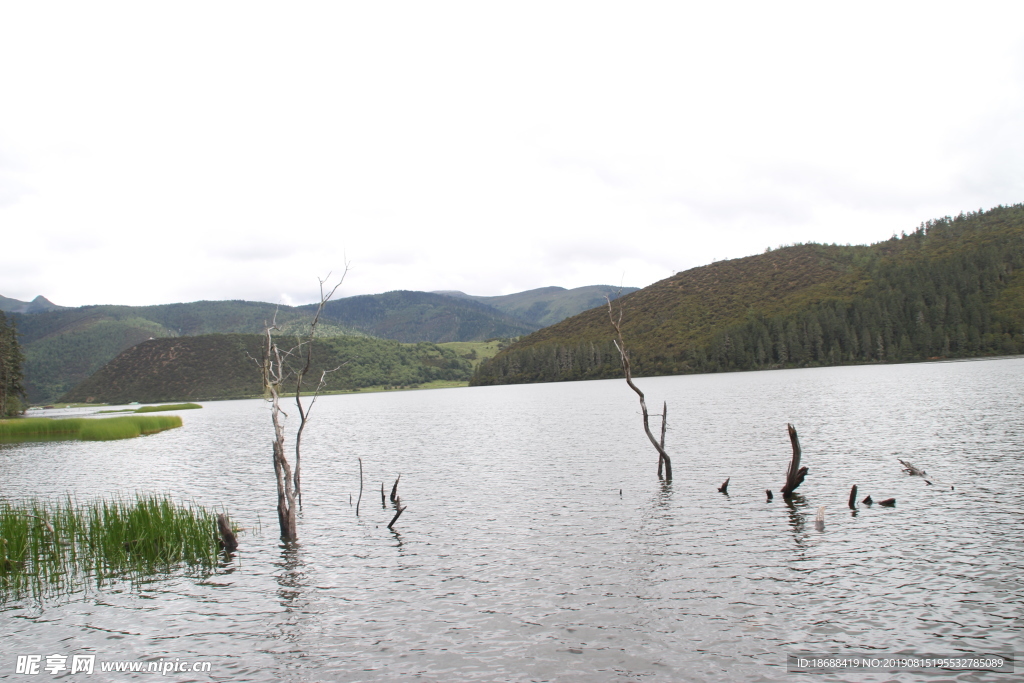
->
[
  {"left": 0, "top": 495, "right": 231, "bottom": 602},
  {"left": 0, "top": 415, "right": 182, "bottom": 442},
  {"left": 134, "top": 403, "right": 202, "bottom": 413}
]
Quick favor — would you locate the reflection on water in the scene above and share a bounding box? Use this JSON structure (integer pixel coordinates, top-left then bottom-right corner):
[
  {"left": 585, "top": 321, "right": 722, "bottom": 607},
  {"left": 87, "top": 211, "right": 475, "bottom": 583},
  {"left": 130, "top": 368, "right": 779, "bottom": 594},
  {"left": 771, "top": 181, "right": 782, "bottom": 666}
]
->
[{"left": 2, "top": 358, "right": 1023, "bottom": 681}]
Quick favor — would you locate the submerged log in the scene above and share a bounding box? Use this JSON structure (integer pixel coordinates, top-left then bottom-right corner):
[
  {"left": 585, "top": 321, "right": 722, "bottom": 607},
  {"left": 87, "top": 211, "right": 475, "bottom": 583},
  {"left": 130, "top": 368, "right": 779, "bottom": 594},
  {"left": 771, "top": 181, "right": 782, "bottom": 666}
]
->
[
  {"left": 765, "top": 489, "right": 773, "bottom": 502},
  {"left": 878, "top": 498, "right": 896, "bottom": 507},
  {"left": 217, "top": 513, "right": 238, "bottom": 552},
  {"left": 899, "top": 459, "right": 926, "bottom": 476},
  {"left": 848, "top": 485, "right": 858, "bottom": 509},
  {"left": 718, "top": 478, "right": 730, "bottom": 494},
  {"left": 862, "top": 495, "right": 873, "bottom": 505},
  {"left": 781, "top": 424, "right": 808, "bottom": 496}
]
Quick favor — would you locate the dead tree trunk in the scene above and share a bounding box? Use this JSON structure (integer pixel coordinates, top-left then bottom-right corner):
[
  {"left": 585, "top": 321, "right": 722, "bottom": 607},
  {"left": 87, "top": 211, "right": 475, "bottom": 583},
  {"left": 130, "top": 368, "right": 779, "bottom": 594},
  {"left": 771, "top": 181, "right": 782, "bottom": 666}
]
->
[
  {"left": 217, "top": 513, "right": 238, "bottom": 552},
  {"left": 387, "top": 475, "right": 406, "bottom": 530},
  {"left": 607, "top": 298, "right": 672, "bottom": 481},
  {"left": 780, "top": 423, "right": 807, "bottom": 496},
  {"left": 658, "top": 401, "right": 668, "bottom": 480},
  {"left": 293, "top": 273, "right": 349, "bottom": 507},
  {"left": 255, "top": 269, "right": 347, "bottom": 543}
]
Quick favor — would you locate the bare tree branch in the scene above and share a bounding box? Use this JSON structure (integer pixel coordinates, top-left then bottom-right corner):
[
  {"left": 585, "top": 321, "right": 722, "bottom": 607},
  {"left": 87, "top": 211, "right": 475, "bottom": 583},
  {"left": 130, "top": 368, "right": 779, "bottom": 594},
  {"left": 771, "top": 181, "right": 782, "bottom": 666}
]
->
[{"left": 607, "top": 297, "right": 673, "bottom": 481}]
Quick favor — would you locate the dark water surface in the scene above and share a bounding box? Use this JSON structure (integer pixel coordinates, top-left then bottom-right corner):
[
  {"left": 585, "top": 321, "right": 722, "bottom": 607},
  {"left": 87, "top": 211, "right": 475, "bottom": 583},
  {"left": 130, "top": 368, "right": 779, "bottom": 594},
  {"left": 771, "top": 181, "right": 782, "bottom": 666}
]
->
[{"left": 2, "top": 359, "right": 1022, "bottom": 681}]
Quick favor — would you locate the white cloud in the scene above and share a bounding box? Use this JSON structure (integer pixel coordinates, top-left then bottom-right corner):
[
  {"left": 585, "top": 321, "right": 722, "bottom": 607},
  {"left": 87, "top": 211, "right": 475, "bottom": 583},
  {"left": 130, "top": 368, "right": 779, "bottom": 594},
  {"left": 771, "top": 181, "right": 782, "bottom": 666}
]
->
[{"left": 1, "top": 2, "right": 1022, "bottom": 306}]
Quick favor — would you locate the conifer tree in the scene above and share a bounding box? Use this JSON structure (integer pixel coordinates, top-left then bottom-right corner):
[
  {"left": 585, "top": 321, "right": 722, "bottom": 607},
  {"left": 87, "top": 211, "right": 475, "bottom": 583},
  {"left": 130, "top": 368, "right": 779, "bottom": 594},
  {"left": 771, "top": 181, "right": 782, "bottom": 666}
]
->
[{"left": 0, "top": 311, "right": 27, "bottom": 417}]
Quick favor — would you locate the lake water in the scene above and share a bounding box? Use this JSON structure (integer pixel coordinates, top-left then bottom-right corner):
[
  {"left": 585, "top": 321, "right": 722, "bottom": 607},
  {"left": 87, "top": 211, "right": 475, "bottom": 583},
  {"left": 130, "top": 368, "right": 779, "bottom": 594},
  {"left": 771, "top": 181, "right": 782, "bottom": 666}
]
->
[{"left": 1, "top": 359, "right": 1022, "bottom": 681}]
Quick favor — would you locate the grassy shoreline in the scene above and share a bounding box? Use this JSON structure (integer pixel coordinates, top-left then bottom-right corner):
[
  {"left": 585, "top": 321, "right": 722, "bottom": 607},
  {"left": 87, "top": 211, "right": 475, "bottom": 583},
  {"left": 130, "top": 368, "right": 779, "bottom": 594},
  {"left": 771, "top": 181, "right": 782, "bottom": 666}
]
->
[{"left": 0, "top": 415, "right": 183, "bottom": 442}]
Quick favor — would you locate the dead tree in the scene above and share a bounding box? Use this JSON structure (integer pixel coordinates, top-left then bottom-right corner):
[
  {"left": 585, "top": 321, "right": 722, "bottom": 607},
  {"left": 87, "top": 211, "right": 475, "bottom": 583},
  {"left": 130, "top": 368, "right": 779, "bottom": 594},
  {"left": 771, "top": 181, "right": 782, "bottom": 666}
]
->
[
  {"left": 256, "top": 269, "right": 347, "bottom": 543},
  {"left": 388, "top": 475, "right": 406, "bottom": 530},
  {"left": 607, "top": 298, "right": 672, "bottom": 481},
  {"left": 780, "top": 423, "right": 807, "bottom": 496}
]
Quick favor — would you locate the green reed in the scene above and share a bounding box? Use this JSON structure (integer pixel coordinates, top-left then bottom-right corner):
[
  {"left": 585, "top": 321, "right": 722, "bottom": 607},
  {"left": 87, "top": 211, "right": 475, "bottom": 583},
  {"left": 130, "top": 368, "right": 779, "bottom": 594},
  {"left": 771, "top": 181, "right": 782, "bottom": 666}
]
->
[
  {"left": 0, "top": 495, "right": 228, "bottom": 602},
  {"left": 0, "top": 415, "right": 183, "bottom": 442}
]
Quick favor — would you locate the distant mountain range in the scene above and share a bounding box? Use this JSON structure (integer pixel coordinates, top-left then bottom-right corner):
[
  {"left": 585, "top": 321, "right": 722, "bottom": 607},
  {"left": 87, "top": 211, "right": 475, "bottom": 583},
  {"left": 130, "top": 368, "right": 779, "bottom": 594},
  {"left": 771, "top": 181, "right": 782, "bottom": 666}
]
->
[
  {"left": 472, "top": 203, "right": 1024, "bottom": 386},
  {"left": 433, "top": 285, "right": 639, "bottom": 327},
  {"left": 5, "top": 285, "right": 633, "bottom": 403}
]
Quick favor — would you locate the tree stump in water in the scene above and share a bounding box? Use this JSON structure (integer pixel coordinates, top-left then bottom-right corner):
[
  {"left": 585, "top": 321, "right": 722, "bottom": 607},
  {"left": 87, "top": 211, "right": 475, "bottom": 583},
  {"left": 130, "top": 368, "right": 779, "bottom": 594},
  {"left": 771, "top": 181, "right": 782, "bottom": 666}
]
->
[
  {"left": 781, "top": 424, "right": 808, "bottom": 496},
  {"left": 217, "top": 513, "right": 238, "bottom": 552}
]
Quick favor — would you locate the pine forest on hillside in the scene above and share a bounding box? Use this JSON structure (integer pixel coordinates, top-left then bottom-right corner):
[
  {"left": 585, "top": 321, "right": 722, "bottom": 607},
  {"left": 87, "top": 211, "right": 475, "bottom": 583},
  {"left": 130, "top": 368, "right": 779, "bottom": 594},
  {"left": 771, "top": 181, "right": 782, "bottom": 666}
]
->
[
  {"left": 61, "top": 334, "right": 473, "bottom": 405},
  {"left": 472, "top": 204, "right": 1024, "bottom": 386}
]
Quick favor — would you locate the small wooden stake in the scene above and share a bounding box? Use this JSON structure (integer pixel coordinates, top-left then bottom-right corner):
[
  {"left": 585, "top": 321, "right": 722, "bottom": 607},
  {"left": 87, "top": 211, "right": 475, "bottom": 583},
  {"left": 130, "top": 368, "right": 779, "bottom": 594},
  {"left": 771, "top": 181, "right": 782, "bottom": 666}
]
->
[
  {"left": 381, "top": 482, "right": 386, "bottom": 508},
  {"left": 765, "top": 489, "right": 773, "bottom": 502},
  {"left": 862, "top": 495, "right": 873, "bottom": 505},
  {"left": 848, "top": 484, "right": 858, "bottom": 509},
  {"left": 718, "top": 478, "right": 730, "bottom": 494},
  {"left": 356, "top": 457, "right": 364, "bottom": 516}
]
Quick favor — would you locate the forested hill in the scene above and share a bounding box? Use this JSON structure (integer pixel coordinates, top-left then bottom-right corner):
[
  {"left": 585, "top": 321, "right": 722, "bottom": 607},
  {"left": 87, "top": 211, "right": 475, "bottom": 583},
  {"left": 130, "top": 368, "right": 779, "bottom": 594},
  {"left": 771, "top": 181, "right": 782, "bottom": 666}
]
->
[
  {"left": 12, "top": 300, "right": 338, "bottom": 404},
  {"left": 61, "top": 334, "right": 473, "bottom": 404},
  {"left": 13, "top": 293, "right": 537, "bottom": 404},
  {"left": 472, "top": 204, "right": 1024, "bottom": 386}
]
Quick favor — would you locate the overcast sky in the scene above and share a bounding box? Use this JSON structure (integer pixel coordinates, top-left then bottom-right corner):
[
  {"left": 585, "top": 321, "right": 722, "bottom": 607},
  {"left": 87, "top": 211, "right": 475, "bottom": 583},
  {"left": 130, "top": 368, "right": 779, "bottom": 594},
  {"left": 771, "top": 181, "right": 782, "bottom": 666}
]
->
[{"left": 2, "top": 2, "right": 1023, "bottom": 307}]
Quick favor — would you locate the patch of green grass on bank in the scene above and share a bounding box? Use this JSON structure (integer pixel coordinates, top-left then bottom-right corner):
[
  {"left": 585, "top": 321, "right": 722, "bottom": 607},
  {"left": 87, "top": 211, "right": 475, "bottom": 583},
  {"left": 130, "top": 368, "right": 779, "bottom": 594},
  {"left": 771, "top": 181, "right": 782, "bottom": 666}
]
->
[
  {"left": 0, "top": 494, "right": 232, "bottom": 601},
  {"left": 437, "top": 340, "right": 504, "bottom": 368},
  {"left": 0, "top": 415, "right": 182, "bottom": 443},
  {"left": 134, "top": 403, "right": 202, "bottom": 413}
]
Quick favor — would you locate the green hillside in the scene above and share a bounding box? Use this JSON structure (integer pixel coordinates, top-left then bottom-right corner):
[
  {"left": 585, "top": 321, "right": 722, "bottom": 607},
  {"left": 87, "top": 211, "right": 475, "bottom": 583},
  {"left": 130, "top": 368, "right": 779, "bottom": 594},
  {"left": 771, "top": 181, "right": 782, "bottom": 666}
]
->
[
  {"left": 13, "top": 300, "right": 329, "bottom": 403},
  {"left": 472, "top": 204, "right": 1024, "bottom": 385},
  {"left": 61, "top": 334, "right": 473, "bottom": 404},
  {"left": 13, "top": 294, "right": 533, "bottom": 404}
]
